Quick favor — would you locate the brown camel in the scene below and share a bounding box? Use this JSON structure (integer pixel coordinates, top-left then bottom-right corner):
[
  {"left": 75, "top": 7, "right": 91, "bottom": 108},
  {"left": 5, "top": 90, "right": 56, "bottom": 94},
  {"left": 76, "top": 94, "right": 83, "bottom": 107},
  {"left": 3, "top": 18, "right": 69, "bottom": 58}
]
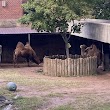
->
[
  {"left": 80, "top": 44, "right": 87, "bottom": 57},
  {"left": 85, "top": 44, "right": 103, "bottom": 66},
  {"left": 80, "top": 44, "right": 104, "bottom": 68},
  {"left": 13, "top": 42, "right": 41, "bottom": 67}
]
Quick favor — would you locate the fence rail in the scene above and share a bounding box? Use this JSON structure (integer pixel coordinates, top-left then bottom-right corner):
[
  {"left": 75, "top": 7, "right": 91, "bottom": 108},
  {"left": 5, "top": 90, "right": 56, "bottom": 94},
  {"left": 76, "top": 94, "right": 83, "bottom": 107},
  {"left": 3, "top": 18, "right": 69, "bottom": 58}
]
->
[{"left": 43, "top": 55, "right": 97, "bottom": 77}]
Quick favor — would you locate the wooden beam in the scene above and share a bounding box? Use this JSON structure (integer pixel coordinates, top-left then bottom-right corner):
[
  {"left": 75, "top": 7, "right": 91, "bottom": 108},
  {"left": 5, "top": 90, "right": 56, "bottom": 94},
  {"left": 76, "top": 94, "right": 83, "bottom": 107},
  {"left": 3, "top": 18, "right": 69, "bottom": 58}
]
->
[{"left": 28, "top": 33, "right": 30, "bottom": 44}]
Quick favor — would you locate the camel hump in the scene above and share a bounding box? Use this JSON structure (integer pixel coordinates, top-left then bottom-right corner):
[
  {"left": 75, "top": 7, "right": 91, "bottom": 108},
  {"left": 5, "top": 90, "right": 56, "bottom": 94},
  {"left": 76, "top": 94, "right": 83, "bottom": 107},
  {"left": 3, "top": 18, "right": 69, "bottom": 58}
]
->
[
  {"left": 24, "top": 42, "right": 36, "bottom": 56},
  {"left": 16, "top": 42, "right": 24, "bottom": 49},
  {"left": 90, "top": 44, "right": 98, "bottom": 51},
  {"left": 25, "top": 42, "right": 33, "bottom": 50},
  {"left": 91, "top": 44, "right": 97, "bottom": 49}
]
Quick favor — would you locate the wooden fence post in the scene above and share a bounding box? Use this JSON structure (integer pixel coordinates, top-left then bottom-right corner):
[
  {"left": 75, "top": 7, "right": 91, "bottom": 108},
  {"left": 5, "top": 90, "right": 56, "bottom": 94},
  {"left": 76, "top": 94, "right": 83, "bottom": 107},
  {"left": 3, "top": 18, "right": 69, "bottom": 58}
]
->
[
  {"left": 65, "top": 59, "right": 68, "bottom": 76},
  {"left": 74, "top": 59, "right": 77, "bottom": 76},
  {"left": 79, "top": 58, "right": 83, "bottom": 76},
  {"left": 67, "top": 58, "right": 71, "bottom": 76}
]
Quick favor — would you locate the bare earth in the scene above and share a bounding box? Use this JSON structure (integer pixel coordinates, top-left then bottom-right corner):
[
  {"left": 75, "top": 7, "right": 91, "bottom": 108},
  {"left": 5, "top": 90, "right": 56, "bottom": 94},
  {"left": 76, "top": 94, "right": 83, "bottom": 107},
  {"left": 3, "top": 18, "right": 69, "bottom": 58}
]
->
[{"left": 1, "top": 64, "right": 110, "bottom": 109}]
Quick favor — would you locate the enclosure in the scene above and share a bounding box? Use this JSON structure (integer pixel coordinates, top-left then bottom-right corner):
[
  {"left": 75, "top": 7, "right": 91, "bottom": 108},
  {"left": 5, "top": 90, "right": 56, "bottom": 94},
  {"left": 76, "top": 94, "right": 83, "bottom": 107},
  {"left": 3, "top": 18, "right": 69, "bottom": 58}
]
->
[{"left": 43, "top": 55, "right": 97, "bottom": 77}]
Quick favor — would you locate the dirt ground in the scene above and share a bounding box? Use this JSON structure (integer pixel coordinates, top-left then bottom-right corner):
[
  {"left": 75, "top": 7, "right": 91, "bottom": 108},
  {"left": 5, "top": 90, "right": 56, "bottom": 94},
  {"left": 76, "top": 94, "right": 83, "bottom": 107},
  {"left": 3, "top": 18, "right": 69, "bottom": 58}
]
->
[{"left": 1, "top": 64, "right": 110, "bottom": 109}]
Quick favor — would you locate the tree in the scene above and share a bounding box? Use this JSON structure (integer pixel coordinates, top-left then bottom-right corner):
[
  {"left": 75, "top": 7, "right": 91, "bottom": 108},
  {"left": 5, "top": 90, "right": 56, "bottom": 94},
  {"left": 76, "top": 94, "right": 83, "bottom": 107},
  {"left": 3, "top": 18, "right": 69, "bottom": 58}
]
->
[
  {"left": 19, "top": 0, "right": 92, "bottom": 57},
  {"left": 90, "top": 0, "right": 110, "bottom": 19}
]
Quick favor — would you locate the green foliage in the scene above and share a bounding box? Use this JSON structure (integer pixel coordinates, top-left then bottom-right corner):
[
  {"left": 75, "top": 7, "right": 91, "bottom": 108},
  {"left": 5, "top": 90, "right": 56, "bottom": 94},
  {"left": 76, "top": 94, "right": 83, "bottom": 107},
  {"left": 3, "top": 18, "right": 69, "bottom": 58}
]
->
[
  {"left": 19, "top": 0, "right": 93, "bottom": 57},
  {"left": 19, "top": 0, "right": 92, "bottom": 32},
  {"left": 90, "top": 0, "right": 110, "bottom": 19},
  {"left": 72, "top": 23, "right": 82, "bottom": 33}
]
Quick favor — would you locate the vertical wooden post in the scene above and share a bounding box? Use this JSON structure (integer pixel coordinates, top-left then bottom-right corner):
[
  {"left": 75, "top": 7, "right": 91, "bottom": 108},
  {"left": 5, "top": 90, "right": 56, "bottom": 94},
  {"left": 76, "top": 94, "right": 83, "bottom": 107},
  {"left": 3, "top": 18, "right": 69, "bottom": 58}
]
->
[
  {"left": 76, "top": 58, "right": 80, "bottom": 76},
  {"left": 44, "top": 57, "right": 48, "bottom": 75},
  {"left": 73, "top": 59, "right": 76, "bottom": 76},
  {"left": 70, "top": 58, "right": 73, "bottom": 76},
  {"left": 79, "top": 58, "right": 83, "bottom": 76},
  {"left": 74, "top": 59, "right": 77, "bottom": 76},
  {"left": 83, "top": 58, "right": 86, "bottom": 76},
  {"left": 89, "top": 57, "right": 92, "bottom": 75},
  {"left": 46, "top": 57, "right": 49, "bottom": 75},
  {"left": 43, "top": 57, "right": 46, "bottom": 74},
  {"left": 53, "top": 58, "right": 56, "bottom": 76},
  {"left": 57, "top": 59, "right": 60, "bottom": 77},
  {"left": 62, "top": 59, "right": 65, "bottom": 76},
  {"left": 28, "top": 34, "right": 31, "bottom": 44},
  {"left": 68, "top": 58, "right": 71, "bottom": 76},
  {"left": 50, "top": 58, "right": 53, "bottom": 76},
  {"left": 65, "top": 59, "right": 68, "bottom": 76},
  {"left": 93, "top": 56, "right": 97, "bottom": 74},
  {"left": 54, "top": 58, "right": 57, "bottom": 76},
  {"left": 59, "top": 59, "right": 62, "bottom": 76},
  {"left": 87, "top": 57, "right": 90, "bottom": 75}
]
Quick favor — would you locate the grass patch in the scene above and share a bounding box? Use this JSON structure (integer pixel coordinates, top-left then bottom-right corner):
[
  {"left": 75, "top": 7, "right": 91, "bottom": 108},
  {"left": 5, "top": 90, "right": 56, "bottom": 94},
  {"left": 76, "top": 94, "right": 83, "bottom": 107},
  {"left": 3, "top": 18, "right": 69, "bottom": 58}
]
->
[
  {"left": 51, "top": 102, "right": 110, "bottom": 110},
  {"left": 14, "top": 97, "right": 45, "bottom": 110},
  {"left": 46, "top": 93, "right": 63, "bottom": 98},
  {"left": 0, "top": 69, "right": 86, "bottom": 90},
  {"left": 90, "top": 103, "right": 110, "bottom": 110},
  {"left": 51, "top": 104, "right": 74, "bottom": 110},
  {"left": 0, "top": 87, "right": 16, "bottom": 99},
  {"left": 0, "top": 88, "right": 46, "bottom": 110}
]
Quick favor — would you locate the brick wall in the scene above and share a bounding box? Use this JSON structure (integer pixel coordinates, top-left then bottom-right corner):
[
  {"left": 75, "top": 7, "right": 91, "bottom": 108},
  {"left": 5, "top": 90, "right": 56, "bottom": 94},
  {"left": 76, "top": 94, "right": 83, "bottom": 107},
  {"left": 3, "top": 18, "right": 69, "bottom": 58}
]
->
[{"left": 0, "top": 0, "right": 26, "bottom": 19}]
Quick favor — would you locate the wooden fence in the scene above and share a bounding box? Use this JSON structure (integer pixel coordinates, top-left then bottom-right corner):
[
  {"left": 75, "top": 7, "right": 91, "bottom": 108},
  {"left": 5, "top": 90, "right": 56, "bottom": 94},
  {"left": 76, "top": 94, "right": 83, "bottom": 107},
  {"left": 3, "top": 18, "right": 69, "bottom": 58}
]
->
[{"left": 43, "top": 55, "right": 97, "bottom": 77}]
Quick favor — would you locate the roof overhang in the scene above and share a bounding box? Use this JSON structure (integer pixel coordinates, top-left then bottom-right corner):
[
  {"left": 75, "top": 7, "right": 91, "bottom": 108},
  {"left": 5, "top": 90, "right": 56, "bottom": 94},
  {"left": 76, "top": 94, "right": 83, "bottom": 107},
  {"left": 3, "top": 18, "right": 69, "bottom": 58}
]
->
[
  {"left": 0, "top": 27, "right": 38, "bottom": 34},
  {"left": 71, "top": 19, "right": 110, "bottom": 44}
]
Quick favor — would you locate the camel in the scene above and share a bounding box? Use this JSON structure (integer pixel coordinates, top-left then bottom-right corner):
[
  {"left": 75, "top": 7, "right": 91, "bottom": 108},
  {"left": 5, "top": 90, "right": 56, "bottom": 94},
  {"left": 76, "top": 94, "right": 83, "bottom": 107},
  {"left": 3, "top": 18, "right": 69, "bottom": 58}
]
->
[
  {"left": 80, "top": 44, "right": 87, "bottom": 57},
  {"left": 80, "top": 44, "right": 104, "bottom": 67},
  {"left": 85, "top": 44, "right": 103, "bottom": 67},
  {"left": 13, "top": 41, "right": 41, "bottom": 67}
]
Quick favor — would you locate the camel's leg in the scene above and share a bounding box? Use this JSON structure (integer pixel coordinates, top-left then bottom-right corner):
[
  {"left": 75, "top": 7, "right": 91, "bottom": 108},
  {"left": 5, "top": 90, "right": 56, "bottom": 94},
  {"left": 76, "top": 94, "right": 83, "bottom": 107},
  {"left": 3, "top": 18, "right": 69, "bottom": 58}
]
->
[
  {"left": 26, "top": 58, "right": 30, "bottom": 67},
  {"left": 13, "top": 54, "right": 16, "bottom": 67},
  {"left": 13, "top": 58, "right": 17, "bottom": 67},
  {"left": 13, "top": 54, "right": 19, "bottom": 68}
]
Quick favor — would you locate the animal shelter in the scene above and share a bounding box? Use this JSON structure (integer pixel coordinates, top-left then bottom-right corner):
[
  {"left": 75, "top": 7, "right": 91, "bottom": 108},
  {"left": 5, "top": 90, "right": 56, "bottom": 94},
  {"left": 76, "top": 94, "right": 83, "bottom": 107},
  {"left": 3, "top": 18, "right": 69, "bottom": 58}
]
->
[
  {"left": 0, "top": 27, "right": 66, "bottom": 63},
  {"left": 0, "top": 19, "right": 110, "bottom": 70}
]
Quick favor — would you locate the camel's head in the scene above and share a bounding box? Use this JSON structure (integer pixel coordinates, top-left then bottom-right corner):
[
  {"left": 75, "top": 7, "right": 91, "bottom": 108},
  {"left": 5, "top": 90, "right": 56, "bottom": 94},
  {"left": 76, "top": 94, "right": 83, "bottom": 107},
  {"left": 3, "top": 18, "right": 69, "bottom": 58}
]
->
[
  {"left": 33, "top": 56, "right": 41, "bottom": 65},
  {"left": 80, "top": 44, "right": 87, "bottom": 49}
]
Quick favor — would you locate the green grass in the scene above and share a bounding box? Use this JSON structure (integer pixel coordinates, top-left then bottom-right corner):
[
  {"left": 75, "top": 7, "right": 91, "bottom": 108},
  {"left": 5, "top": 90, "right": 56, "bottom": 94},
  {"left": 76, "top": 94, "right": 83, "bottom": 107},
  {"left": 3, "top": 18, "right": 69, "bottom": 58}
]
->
[
  {"left": 46, "top": 93, "right": 63, "bottom": 98},
  {"left": 51, "top": 103, "right": 110, "bottom": 110},
  {"left": 14, "top": 97, "right": 45, "bottom": 110},
  {"left": 0, "top": 87, "right": 15, "bottom": 98},
  {"left": 90, "top": 103, "right": 110, "bottom": 110},
  {"left": 51, "top": 104, "right": 74, "bottom": 110},
  {"left": 0, "top": 87, "right": 46, "bottom": 110}
]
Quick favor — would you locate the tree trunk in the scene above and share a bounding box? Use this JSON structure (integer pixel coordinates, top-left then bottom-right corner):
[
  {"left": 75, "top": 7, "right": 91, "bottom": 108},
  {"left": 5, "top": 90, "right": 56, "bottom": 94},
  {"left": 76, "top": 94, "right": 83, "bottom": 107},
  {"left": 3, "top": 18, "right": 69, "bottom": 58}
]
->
[
  {"left": 65, "top": 42, "right": 69, "bottom": 58},
  {"left": 61, "top": 32, "right": 71, "bottom": 58}
]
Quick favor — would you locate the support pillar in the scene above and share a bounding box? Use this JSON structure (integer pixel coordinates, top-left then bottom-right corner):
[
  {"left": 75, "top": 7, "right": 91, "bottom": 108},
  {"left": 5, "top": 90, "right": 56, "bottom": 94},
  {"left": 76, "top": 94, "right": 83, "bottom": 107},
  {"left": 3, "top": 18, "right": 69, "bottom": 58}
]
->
[{"left": 28, "top": 34, "right": 31, "bottom": 44}]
